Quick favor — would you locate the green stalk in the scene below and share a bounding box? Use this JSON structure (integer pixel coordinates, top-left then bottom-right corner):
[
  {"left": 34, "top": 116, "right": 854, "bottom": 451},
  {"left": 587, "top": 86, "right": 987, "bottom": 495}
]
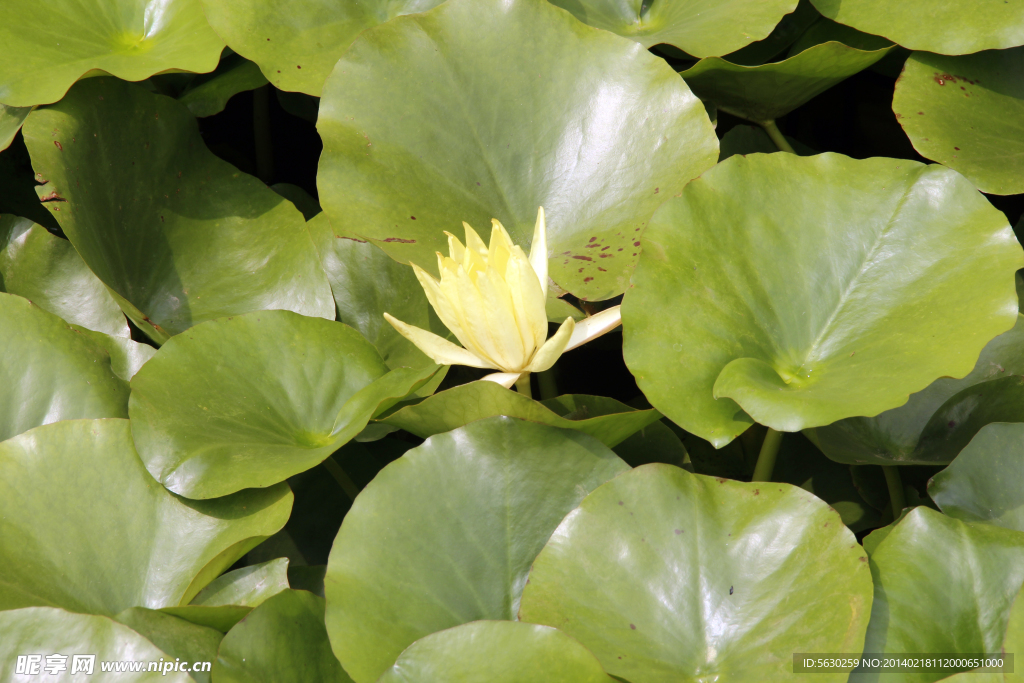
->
[
  {"left": 537, "top": 369, "right": 558, "bottom": 401},
  {"left": 322, "top": 456, "right": 360, "bottom": 501},
  {"left": 253, "top": 85, "right": 274, "bottom": 184},
  {"left": 751, "top": 428, "right": 784, "bottom": 482},
  {"left": 760, "top": 119, "right": 796, "bottom": 154},
  {"left": 882, "top": 466, "right": 906, "bottom": 519},
  {"left": 515, "top": 373, "right": 533, "bottom": 399}
]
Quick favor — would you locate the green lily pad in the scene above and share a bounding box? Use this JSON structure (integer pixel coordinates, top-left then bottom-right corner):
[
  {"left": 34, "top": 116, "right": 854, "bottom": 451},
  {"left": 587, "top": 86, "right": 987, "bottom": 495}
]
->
[
  {"left": 159, "top": 606, "right": 253, "bottom": 634},
  {"left": 306, "top": 212, "right": 449, "bottom": 390},
  {"left": 622, "top": 152, "right": 1022, "bottom": 447},
  {"left": 809, "top": 0, "right": 1024, "bottom": 55},
  {"left": 316, "top": 0, "right": 718, "bottom": 302},
  {"left": 612, "top": 419, "right": 690, "bottom": 468},
  {"left": 378, "top": 382, "right": 661, "bottom": 447},
  {"left": 893, "top": 49, "right": 1024, "bottom": 196},
  {"left": 806, "top": 315, "right": 1024, "bottom": 465},
  {"left": 914, "top": 376, "right": 1024, "bottom": 465},
  {"left": 856, "top": 506, "right": 1024, "bottom": 683},
  {"left": 0, "top": 293, "right": 130, "bottom": 442},
  {"left": 718, "top": 124, "right": 814, "bottom": 159},
  {"left": 22, "top": 77, "right": 334, "bottom": 344},
  {"left": 325, "top": 417, "right": 629, "bottom": 683},
  {"left": 518, "top": 464, "right": 873, "bottom": 682},
  {"left": 1, "top": 215, "right": 128, "bottom": 336},
  {"left": 723, "top": 0, "right": 822, "bottom": 66},
  {"left": 273, "top": 183, "right": 321, "bottom": 221},
  {"left": 0, "top": 419, "right": 292, "bottom": 615},
  {"left": 938, "top": 584, "right": 1024, "bottom": 682},
  {"left": 0, "top": 0, "right": 224, "bottom": 108},
  {"left": 929, "top": 423, "right": 1024, "bottom": 533},
  {"left": 213, "top": 590, "right": 353, "bottom": 683},
  {"left": 0, "top": 104, "right": 31, "bottom": 151},
  {"left": 190, "top": 558, "right": 290, "bottom": 608},
  {"left": 681, "top": 41, "right": 892, "bottom": 123},
  {"left": 129, "top": 309, "right": 435, "bottom": 498},
  {"left": 377, "top": 621, "right": 614, "bottom": 683},
  {"left": 113, "top": 608, "right": 223, "bottom": 683},
  {"left": 178, "top": 54, "right": 268, "bottom": 118},
  {"left": 548, "top": 0, "right": 798, "bottom": 57},
  {"left": 202, "top": 0, "right": 445, "bottom": 97},
  {"left": 0, "top": 608, "right": 193, "bottom": 682}
]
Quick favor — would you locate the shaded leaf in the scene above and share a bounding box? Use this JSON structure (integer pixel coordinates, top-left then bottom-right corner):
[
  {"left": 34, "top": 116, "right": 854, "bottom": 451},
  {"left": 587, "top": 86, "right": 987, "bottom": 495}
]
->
[
  {"left": 190, "top": 558, "right": 290, "bottom": 608},
  {"left": 0, "top": 103, "right": 31, "bottom": 152},
  {"left": 325, "top": 417, "right": 629, "bottom": 683},
  {"left": 519, "top": 464, "right": 873, "bottom": 682},
  {"left": 316, "top": 0, "right": 718, "bottom": 301},
  {"left": 113, "top": 608, "right": 222, "bottom": 683},
  {"left": 178, "top": 54, "right": 268, "bottom": 118}
]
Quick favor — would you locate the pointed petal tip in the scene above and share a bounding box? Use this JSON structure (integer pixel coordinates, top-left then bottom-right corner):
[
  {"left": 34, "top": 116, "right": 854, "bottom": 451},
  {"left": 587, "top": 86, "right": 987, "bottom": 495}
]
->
[{"left": 480, "top": 371, "right": 522, "bottom": 389}]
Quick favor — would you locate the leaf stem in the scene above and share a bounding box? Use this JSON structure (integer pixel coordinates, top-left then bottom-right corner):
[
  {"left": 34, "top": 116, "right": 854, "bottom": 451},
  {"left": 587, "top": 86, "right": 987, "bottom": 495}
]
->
[
  {"left": 760, "top": 119, "right": 796, "bottom": 154},
  {"left": 322, "top": 456, "right": 360, "bottom": 501},
  {"left": 882, "top": 466, "right": 906, "bottom": 519},
  {"left": 537, "top": 369, "right": 558, "bottom": 401},
  {"left": 253, "top": 85, "right": 274, "bottom": 183},
  {"left": 751, "top": 428, "right": 784, "bottom": 482},
  {"left": 515, "top": 373, "right": 533, "bottom": 399}
]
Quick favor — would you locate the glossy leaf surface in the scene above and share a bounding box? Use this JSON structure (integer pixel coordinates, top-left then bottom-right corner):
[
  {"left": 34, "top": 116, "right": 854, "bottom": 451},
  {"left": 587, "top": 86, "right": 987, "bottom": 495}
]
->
[
  {"left": 190, "top": 558, "right": 290, "bottom": 608},
  {"left": 0, "top": 293, "right": 129, "bottom": 442},
  {"left": 316, "top": 0, "right": 718, "bottom": 301},
  {"left": 202, "top": 0, "right": 443, "bottom": 97},
  {"left": 1, "top": 215, "right": 128, "bottom": 336},
  {"left": 548, "top": 0, "right": 798, "bottom": 57},
  {"left": 0, "top": 608, "right": 192, "bottom": 682},
  {"left": 893, "top": 49, "right": 1024, "bottom": 196},
  {"left": 379, "top": 382, "right": 661, "bottom": 447},
  {"left": 810, "top": 0, "right": 1024, "bottom": 55},
  {"left": 519, "top": 464, "right": 872, "bottom": 682},
  {"left": 622, "top": 153, "right": 1022, "bottom": 446},
  {"left": 930, "top": 423, "right": 1024, "bottom": 533},
  {"left": 23, "top": 77, "right": 333, "bottom": 343},
  {"left": 113, "top": 608, "right": 222, "bottom": 683},
  {"left": 806, "top": 314, "right": 1024, "bottom": 465},
  {"left": 0, "top": 419, "right": 292, "bottom": 615},
  {"left": 213, "top": 590, "right": 353, "bottom": 683},
  {"left": 0, "top": 0, "right": 224, "bottom": 107},
  {"left": 377, "top": 621, "right": 614, "bottom": 683},
  {"left": 129, "top": 310, "right": 431, "bottom": 498},
  {"left": 681, "top": 40, "right": 891, "bottom": 122},
  {"left": 857, "top": 507, "right": 1024, "bottom": 683},
  {"left": 325, "top": 417, "right": 629, "bottom": 683}
]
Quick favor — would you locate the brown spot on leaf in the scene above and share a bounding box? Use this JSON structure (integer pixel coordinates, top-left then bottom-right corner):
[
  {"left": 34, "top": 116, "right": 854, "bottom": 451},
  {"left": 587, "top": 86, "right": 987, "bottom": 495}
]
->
[
  {"left": 39, "top": 191, "right": 66, "bottom": 203},
  {"left": 383, "top": 237, "right": 416, "bottom": 243},
  {"left": 572, "top": 255, "right": 592, "bottom": 261},
  {"left": 53, "top": 141, "right": 62, "bottom": 151}
]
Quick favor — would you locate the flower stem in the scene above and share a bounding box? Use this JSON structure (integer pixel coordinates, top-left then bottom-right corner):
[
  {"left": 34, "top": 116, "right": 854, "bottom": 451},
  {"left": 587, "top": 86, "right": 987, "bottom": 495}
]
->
[
  {"left": 537, "top": 369, "right": 558, "bottom": 401},
  {"left": 751, "top": 428, "right": 784, "bottom": 482},
  {"left": 253, "top": 85, "right": 274, "bottom": 183},
  {"left": 322, "top": 456, "right": 360, "bottom": 501},
  {"left": 882, "top": 466, "right": 906, "bottom": 520},
  {"left": 760, "top": 119, "right": 796, "bottom": 154},
  {"left": 515, "top": 373, "right": 533, "bottom": 399}
]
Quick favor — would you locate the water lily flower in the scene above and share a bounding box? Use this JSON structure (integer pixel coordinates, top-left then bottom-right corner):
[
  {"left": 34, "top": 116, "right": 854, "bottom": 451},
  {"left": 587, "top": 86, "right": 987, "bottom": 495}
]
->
[{"left": 384, "top": 207, "right": 622, "bottom": 393}]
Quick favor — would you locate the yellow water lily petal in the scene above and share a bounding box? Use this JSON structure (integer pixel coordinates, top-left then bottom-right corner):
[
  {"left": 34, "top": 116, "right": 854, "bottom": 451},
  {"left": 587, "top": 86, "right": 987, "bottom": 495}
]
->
[
  {"left": 480, "top": 372, "right": 522, "bottom": 389},
  {"left": 488, "top": 221, "right": 513, "bottom": 276},
  {"left": 527, "top": 316, "right": 575, "bottom": 373},
  {"left": 383, "top": 313, "right": 494, "bottom": 369},
  {"left": 507, "top": 246, "right": 548, "bottom": 353},
  {"left": 462, "top": 222, "right": 488, "bottom": 274},
  {"left": 529, "top": 206, "right": 548, "bottom": 299},
  {"left": 475, "top": 266, "right": 526, "bottom": 370},
  {"left": 455, "top": 266, "right": 505, "bottom": 367},
  {"left": 411, "top": 262, "right": 469, "bottom": 344},
  {"left": 565, "top": 305, "right": 622, "bottom": 352},
  {"left": 444, "top": 231, "right": 466, "bottom": 264}
]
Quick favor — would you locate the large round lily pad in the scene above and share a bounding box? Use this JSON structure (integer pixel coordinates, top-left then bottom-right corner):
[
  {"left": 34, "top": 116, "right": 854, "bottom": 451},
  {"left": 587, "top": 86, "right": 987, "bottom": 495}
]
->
[
  {"left": 377, "top": 621, "right": 614, "bottom": 683},
  {"left": 23, "top": 77, "right": 334, "bottom": 344},
  {"left": 809, "top": 0, "right": 1024, "bottom": 55},
  {"left": 929, "top": 423, "right": 1024, "bottom": 533},
  {"left": 1, "top": 214, "right": 128, "bottom": 336},
  {"left": 0, "top": 608, "right": 193, "bottom": 682},
  {"left": 0, "top": 292, "right": 130, "bottom": 442},
  {"left": 316, "top": 0, "right": 718, "bottom": 302},
  {"left": 325, "top": 417, "right": 629, "bottom": 683},
  {"left": 806, "top": 314, "right": 1024, "bottom": 465},
  {"left": 130, "top": 310, "right": 436, "bottom": 499},
  {"left": 0, "top": 0, "right": 224, "bottom": 108},
  {"left": 893, "top": 49, "right": 1024, "bottom": 196},
  {"left": 857, "top": 507, "right": 1024, "bottom": 683},
  {"left": 548, "top": 0, "right": 797, "bottom": 57},
  {"left": 213, "top": 590, "right": 353, "bottom": 683},
  {"left": 518, "top": 464, "right": 873, "bottom": 682},
  {"left": 0, "top": 419, "right": 293, "bottom": 615},
  {"left": 113, "top": 608, "right": 222, "bottom": 683},
  {"left": 202, "top": 0, "right": 444, "bottom": 97},
  {"left": 622, "top": 152, "right": 1022, "bottom": 447},
  {"left": 378, "top": 382, "right": 661, "bottom": 447},
  {"left": 681, "top": 40, "right": 892, "bottom": 123}
]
